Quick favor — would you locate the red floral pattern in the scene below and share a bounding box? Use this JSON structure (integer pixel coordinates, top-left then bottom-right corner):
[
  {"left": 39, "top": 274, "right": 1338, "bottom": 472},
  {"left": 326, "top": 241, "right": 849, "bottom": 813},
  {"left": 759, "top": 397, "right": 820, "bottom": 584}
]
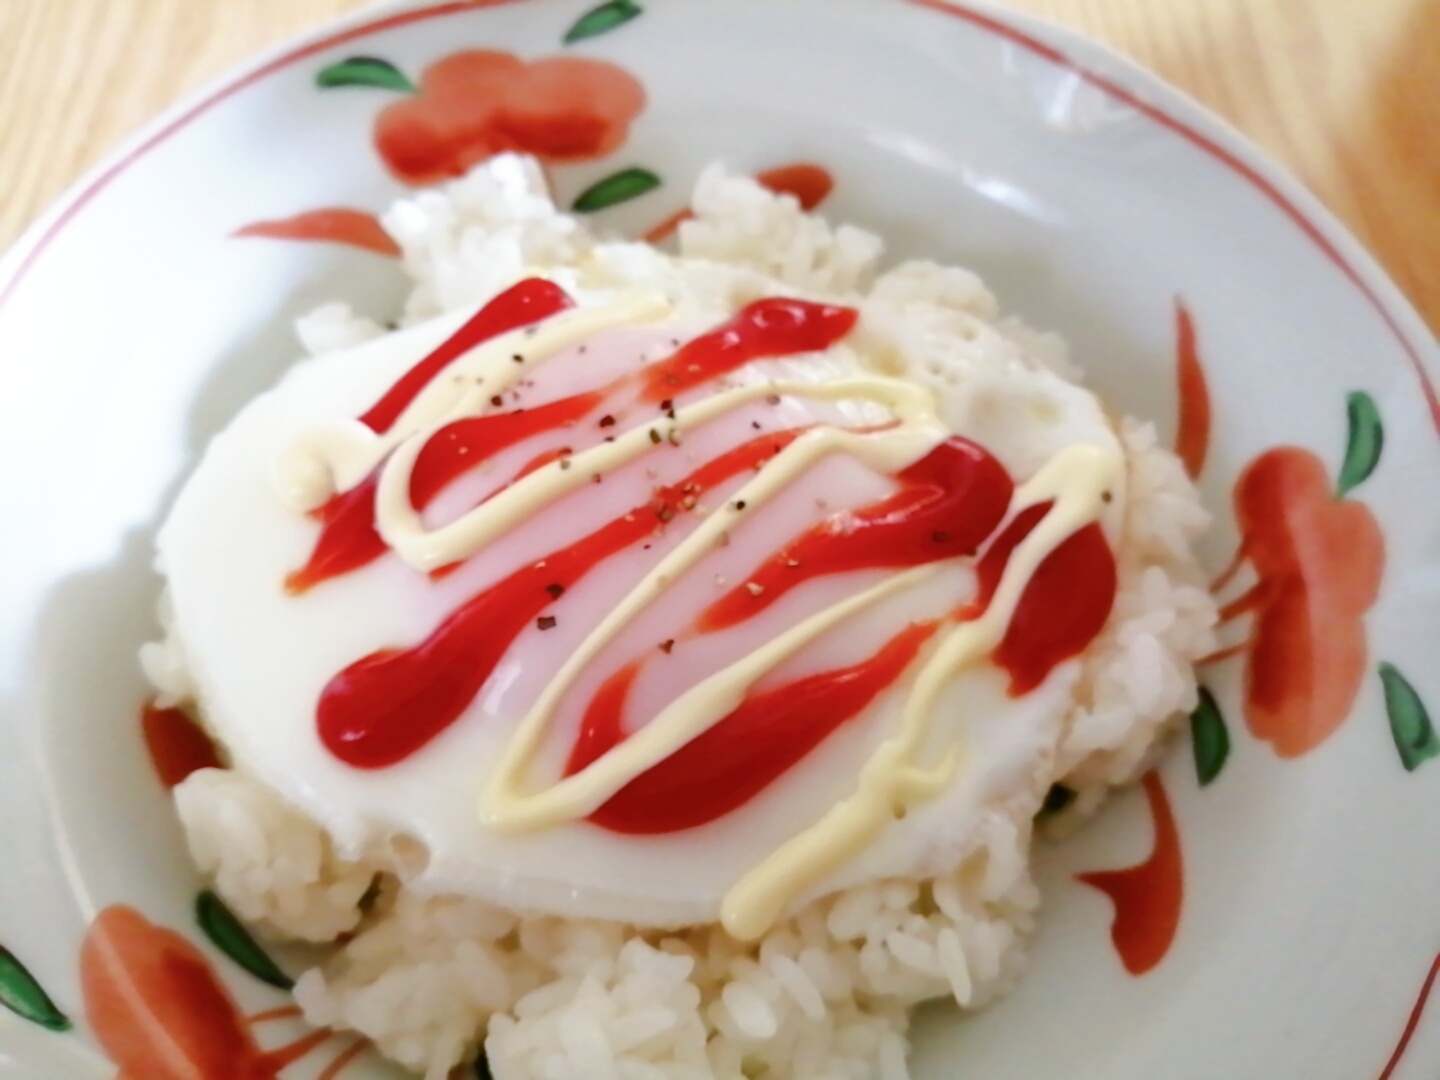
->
[
  {"left": 375, "top": 50, "right": 645, "bottom": 184},
  {"left": 1173, "top": 299, "right": 1210, "bottom": 480},
  {"left": 234, "top": 209, "right": 399, "bottom": 257},
  {"left": 81, "top": 907, "right": 356, "bottom": 1080},
  {"left": 0, "top": 0, "right": 1422, "bottom": 1074},
  {"left": 1077, "top": 772, "right": 1184, "bottom": 975},
  {"left": 1220, "top": 447, "right": 1385, "bottom": 757}
]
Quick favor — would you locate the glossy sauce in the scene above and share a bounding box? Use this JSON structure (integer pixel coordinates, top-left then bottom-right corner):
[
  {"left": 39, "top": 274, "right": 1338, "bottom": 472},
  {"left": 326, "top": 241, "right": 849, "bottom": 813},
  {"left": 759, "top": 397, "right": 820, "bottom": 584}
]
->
[
  {"left": 568, "top": 622, "right": 939, "bottom": 834},
  {"left": 700, "top": 438, "right": 1013, "bottom": 631},
  {"left": 282, "top": 285, "right": 1121, "bottom": 925},
  {"left": 286, "top": 389, "right": 606, "bottom": 593},
  {"left": 317, "top": 431, "right": 802, "bottom": 767},
  {"left": 360, "top": 278, "right": 573, "bottom": 434},
  {"left": 288, "top": 294, "right": 855, "bottom": 592},
  {"left": 638, "top": 298, "right": 857, "bottom": 401},
  {"left": 966, "top": 502, "right": 1118, "bottom": 695}
]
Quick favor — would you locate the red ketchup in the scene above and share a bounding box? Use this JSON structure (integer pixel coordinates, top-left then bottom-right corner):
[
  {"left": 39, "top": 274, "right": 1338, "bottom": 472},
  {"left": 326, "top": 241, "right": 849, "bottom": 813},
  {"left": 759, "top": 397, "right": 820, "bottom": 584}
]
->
[
  {"left": 317, "top": 431, "right": 803, "bottom": 768},
  {"left": 287, "top": 294, "right": 857, "bottom": 593},
  {"left": 638, "top": 298, "right": 857, "bottom": 401},
  {"left": 966, "top": 503, "right": 1118, "bottom": 695},
  {"left": 304, "top": 290, "right": 1119, "bottom": 835},
  {"left": 699, "top": 438, "right": 1013, "bottom": 631},
  {"left": 567, "top": 622, "right": 940, "bottom": 834},
  {"left": 287, "top": 278, "right": 577, "bottom": 593}
]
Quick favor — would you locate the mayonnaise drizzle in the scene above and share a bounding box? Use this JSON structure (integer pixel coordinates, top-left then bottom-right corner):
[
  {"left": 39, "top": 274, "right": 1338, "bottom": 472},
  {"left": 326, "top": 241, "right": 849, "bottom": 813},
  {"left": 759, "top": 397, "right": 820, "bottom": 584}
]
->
[
  {"left": 483, "top": 565, "right": 942, "bottom": 830},
  {"left": 273, "top": 291, "right": 673, "bottom": 513},
  {"left": 720, "top": 444, "right": 1119, "bottom": 939},
  {"left": 274, "top": 290, "right": 1121, "bottom": 942},
  {"left": 379, "top": 376, "right": 946, "bottom": 571}
]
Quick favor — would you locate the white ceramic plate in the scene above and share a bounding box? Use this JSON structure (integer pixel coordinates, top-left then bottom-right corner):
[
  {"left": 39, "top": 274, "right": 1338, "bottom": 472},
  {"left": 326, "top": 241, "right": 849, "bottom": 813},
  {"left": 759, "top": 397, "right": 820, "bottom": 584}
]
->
[{"left": 2, "top": 1, "right": 1438, "bottom": 1078}]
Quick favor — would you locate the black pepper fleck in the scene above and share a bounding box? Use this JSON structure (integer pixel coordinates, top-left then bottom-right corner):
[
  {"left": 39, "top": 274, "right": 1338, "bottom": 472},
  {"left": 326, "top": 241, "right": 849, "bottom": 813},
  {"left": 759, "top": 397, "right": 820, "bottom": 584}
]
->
[
  {"left": 660, "top": 639, "right": 675, "bottom": 654},
  {"left": 545, "top": 583, "right": 565, "bottom": 599},
  {"left": 648, "top": 429, "right": 662, "bottom": 444},
  {"left": 598, "top": 414, "right": 616, "bottom": 428},
  {"left": 536, "top": 616, "right": 557, "bottom": 630}
]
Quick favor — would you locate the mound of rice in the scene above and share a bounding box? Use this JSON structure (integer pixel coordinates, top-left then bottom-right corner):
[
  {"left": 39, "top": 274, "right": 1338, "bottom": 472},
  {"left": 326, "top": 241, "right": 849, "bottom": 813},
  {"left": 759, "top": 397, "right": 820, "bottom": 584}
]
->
[{"left": 150, "top": 160, "right": 1216, "bottom": 1080}]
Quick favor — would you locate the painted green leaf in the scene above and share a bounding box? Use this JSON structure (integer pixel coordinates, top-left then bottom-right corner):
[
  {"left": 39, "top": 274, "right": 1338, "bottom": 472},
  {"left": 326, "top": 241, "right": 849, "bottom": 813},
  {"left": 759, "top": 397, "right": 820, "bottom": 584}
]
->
[
  {"left": 1189, "top": 686, "right": 1230, "bottom": 786},
  {"left": 0, "top": 946, "right": 70, "bottom": 1031},
  {"left": 1380, "top": 662, "right": 1440, "bottom": 772},
  {"left": 316, "top": 55, "right": 417, "bottom": 93},
  {"left": 1035, "top": 783, "right": 1075, "bottom": 821},
  {"left": 572, "top": 167, "right": 661, "bottom": 213},
  {"left": 195, "top": 890, "right": 293, "bottom": 990},
  {"left": 1337, "top": 390, "right": 1383, "bottom": 496},
  {"left": 563, "top": 0, "right": 643, "bottom": 44}
]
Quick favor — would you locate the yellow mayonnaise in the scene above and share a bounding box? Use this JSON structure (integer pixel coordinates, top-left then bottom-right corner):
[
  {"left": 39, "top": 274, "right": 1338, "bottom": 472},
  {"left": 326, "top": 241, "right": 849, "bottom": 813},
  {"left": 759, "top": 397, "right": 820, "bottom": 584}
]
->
[{"left": 274, "top": 289, "right": 1119, "bottom": 941}]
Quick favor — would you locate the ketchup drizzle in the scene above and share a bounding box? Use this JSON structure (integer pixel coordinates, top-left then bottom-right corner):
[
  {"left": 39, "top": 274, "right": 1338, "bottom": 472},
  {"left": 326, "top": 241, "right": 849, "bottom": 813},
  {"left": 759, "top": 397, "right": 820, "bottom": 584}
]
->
[
  {"left": 567, "top": 622, "right": 939, "bottom": 834},
  {"left": 298, "top": 287, "right": 1120, "bottom": 836},
  {"left": 317, "top": 432, "right": 803, "bottom": 768},
  {"left": 359, "top": 278, "right": 573, "bottom": 434},
  {"left": 639, "top": 298, "right": 857, "bottom": 401},
  {"left": 965, "top": 503, "right": 1118, "bottom": 695},
  {"left": 700, "top": 437, "right": 1013, "bottom": 631},
  {"left": 288, "top": 293, "right": 858, "bottom": 593}
]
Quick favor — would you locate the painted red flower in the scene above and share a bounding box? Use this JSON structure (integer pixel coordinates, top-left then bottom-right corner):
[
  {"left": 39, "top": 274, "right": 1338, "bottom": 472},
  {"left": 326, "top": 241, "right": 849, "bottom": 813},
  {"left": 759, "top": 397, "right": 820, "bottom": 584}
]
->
[
  {"left": 1209, "top": 449, "right": 1388, "bottom": 760},
  {"left": 374, "top": 50, "right": 646, "bottom": 185},
  {"left": 1077, "top": 771, "right": 1183, "bottom": 976},
  {"left": 1171, "top": 304, "right": 1387, "bottom": 761},
  {"left": 1219, "top": 447, "right": 1385, "bottom": 757},
  {"left": 81, "top": 905, "right": 356, "bottom": 1080}
]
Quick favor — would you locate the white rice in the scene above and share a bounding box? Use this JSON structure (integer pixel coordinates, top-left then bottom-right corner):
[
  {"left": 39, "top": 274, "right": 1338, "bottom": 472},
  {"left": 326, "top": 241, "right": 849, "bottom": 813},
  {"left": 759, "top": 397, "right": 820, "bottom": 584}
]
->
[{"left": 156, "top": 160, "right": 1217, "bottom": 1080}]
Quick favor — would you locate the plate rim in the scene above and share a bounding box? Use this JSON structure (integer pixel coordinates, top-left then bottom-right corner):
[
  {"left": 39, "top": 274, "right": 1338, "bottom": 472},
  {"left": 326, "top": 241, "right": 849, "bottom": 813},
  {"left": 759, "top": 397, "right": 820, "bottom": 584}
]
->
[
  {"left": 2, "top": 1, "right": 1438, "bottom": 1076},
  {"left": 1, "top": 0, "right": 1435, "bottom": 417}
]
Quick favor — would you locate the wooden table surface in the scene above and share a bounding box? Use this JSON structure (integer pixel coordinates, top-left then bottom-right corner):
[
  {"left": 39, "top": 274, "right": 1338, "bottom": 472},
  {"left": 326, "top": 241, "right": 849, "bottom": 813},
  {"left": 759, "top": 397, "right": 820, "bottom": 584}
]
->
[{"left": 1, "top": 0, "right": 1436, "bottom": 334}]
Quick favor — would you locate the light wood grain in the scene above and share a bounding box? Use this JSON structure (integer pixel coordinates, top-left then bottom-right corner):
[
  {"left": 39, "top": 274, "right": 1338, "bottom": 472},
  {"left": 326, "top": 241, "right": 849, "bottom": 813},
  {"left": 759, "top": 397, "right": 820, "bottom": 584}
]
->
[{"left": 2, "top": 0, "right": 1435, "bottom": 332}]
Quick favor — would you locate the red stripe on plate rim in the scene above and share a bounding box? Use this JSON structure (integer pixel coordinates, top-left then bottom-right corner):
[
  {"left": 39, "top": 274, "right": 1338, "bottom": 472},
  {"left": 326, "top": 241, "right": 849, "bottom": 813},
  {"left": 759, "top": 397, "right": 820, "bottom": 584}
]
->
[
  {"left": 904, "top": 0, "right": 1440, "bottom": 435},
  {"left": 0, "top": 0, "right": 1434, "bottom": 434},
  {"left": 0, "top": 0, "right": 526, "bottom": 312}
]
